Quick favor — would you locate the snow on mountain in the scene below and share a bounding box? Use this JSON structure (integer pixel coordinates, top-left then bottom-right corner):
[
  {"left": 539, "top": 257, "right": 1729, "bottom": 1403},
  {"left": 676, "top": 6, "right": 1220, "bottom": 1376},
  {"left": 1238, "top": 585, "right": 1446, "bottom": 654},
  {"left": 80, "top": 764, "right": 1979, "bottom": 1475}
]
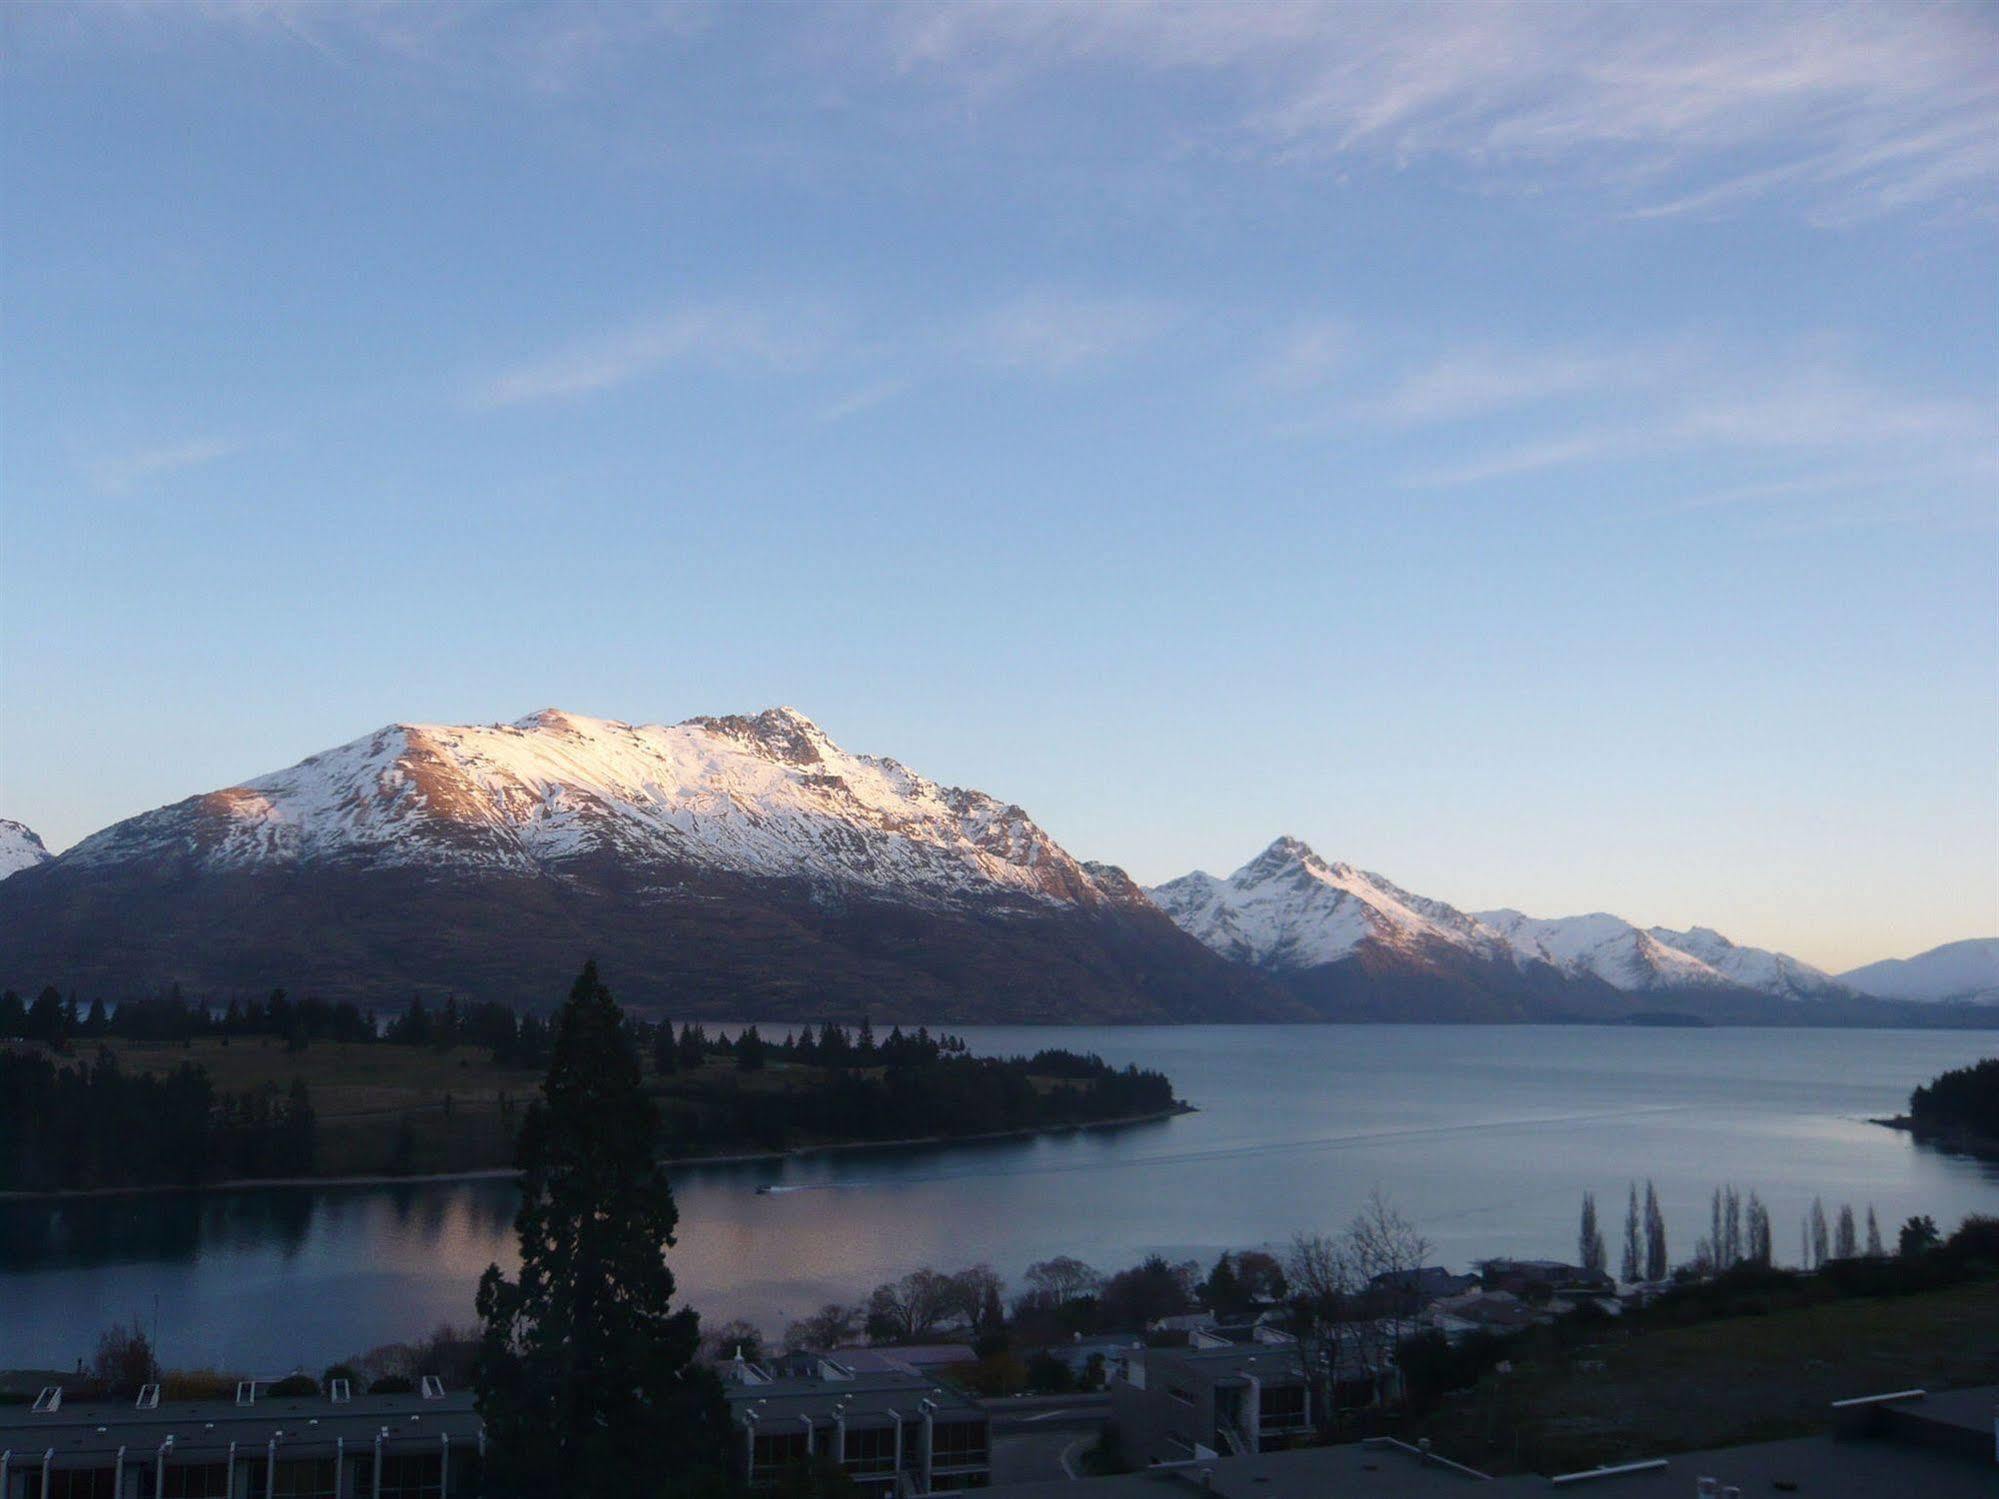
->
[
  {"left": 1151, "top": 837, "right": 1853, "bottom": 1002},
  {"left": 60, "top": 707, "right": 1129, "bottom": 914},
  {"left": 1147, "top": 836, "right": 1508, "bottom": 971},
  {"left": 1474, "top": 909, "right": 1728, "bottom": 992},
  {"left": 0, "top": 819, "right": 52, "bottom": 879},
  {"left": 1646, "top": 925, "right": 1845, "bottom": 1000},
  {"left": 1840, "top": 939, "right": 1999, "bottom": 1004}
]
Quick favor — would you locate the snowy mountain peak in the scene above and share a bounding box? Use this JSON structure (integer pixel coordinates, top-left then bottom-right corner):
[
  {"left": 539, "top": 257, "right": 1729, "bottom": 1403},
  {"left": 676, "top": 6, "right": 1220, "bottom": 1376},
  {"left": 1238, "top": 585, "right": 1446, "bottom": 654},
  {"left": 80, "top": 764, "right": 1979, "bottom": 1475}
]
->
[
  {"left": 56, "top": 708, "right": 1140, "bottom": 914},
  {"left": 1152, "top": 839, "right": 1857, "bottom": 1003},
  {"left": 1148, "top": 840, "right": 1500, "bottom": 972},
  {"left": 1841, "top": 938, "right": 1999, "bottom": 1005},
  {"left": 0, "top": 819, "right": 52, "bottom": 880}
]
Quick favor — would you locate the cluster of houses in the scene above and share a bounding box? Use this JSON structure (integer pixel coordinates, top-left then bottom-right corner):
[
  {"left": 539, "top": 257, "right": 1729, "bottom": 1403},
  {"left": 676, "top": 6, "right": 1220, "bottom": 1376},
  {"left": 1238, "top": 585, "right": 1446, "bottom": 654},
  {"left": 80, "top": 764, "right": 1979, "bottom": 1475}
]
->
[{"left": 14, "top": 1254, "right": 1985, "bottom": 1499}]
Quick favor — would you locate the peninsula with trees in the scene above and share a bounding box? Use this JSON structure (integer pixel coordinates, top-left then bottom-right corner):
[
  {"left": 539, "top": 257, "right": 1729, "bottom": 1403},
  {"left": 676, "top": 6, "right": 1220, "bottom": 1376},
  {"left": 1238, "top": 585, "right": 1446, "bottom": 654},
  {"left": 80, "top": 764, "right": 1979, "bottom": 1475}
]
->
[{"left": 0, "top": 986, "right": 1184, "bottom": 1195}]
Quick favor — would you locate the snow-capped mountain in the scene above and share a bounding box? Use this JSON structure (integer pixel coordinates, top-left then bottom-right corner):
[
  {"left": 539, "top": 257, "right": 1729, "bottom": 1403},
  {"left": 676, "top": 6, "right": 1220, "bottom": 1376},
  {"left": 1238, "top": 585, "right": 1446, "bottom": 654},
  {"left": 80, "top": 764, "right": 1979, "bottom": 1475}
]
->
[
  {"left": 1841, "top": 939, "right": 1999, "bottom": 1005},
  {"left": 1149, "top": 837, "right": 1509, "bottom": 972},
  {"left": 1474, "top": 912, "right": 1847, "bottom": 999},
  {"left": 0, "top": 709, "right": 1290, "bottom": 1023},
  {"left": 0, "top": 819, "right": 52, "bottom": 879},
  {"left": 62, "top": 707, "right": 1130, "bottom": 913},
  {"left": 1150, "top": 837, "right": 1853, "bottom": 1011}
]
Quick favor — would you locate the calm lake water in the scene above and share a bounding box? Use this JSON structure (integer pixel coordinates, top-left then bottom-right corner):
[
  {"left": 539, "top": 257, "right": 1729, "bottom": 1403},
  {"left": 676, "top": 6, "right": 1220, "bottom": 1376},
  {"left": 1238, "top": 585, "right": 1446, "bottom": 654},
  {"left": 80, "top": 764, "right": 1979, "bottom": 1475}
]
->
[{"left": 4, "top": 1024, "right": 1996, "bottom": 1373}]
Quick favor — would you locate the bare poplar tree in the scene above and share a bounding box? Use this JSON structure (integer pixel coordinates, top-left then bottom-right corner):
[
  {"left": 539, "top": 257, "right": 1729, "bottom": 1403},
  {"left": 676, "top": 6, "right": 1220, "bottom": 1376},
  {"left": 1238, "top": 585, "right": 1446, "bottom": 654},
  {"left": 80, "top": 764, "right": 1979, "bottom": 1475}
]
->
[
  {"left": 1834, "top": 1204, "right": 1857, "bottom": 1261},
  {"left": 1642, "top": 1180, "right": 1668, "bottom": 1281},
  {"left": 1808, "top": 1198, "right": 1830, "bottom": 1269},
  {"left": 1864, "top": 1205, "right": 1885, "bottom": 1258},
  {"left": 1722, "top": 1186, "right": 1742, "bottom": 1270},
  {"left": 1745, "top": 1192, "right": 1771, "bottom": 1266},
  {"left": 1579, "top": 1191, "right": 1607, "bottom": 1277},
  {"left": 1621, "top": 1183, "right": 1642, "bottom": 1283}
]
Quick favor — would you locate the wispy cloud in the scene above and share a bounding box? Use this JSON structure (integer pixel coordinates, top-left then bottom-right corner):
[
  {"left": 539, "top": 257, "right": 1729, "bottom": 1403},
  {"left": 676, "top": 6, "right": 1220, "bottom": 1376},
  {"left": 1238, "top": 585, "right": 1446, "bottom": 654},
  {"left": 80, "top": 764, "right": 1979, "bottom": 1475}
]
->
[
  {"left": 1353, "top": 348, "right": 1640, "bottom": 428},
  {"left": 1386, "top": 344, "right": 1994, "bottom": 490},
  {"left": 813, "top": 379, "right": 905, "bottom": 423},
  {"left": 964, "top": 291, "right": 1177, "bottom": 375},
  {"left": 1255, "top": 319, "right": 1351, "bottom": 392},
  {"left": 469, "top": 305, "right": 832, "bottom": 409},
  {"left": 885, "top": 0, "right": 1999, "bottom": 223},
  {"left": 144, "top": 0, "right": 709, "bottom": 94},
  {"left": 86, "top": 438, "right": 239, "bottom": 495}
]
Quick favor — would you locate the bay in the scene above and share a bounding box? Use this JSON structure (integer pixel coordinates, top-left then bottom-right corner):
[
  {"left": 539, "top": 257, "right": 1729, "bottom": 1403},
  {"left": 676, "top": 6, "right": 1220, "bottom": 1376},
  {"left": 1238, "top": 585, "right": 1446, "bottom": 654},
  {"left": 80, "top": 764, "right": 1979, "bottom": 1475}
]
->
[{"left": 3, "top": 1024, "right": 1994, "bottom": 1373}]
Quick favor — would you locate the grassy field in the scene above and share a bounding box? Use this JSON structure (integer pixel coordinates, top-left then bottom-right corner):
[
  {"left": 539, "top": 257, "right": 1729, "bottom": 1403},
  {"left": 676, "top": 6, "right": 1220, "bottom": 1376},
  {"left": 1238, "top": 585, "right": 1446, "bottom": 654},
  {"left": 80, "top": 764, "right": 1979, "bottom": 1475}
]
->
[{"left": 1413, "top": 1279, "right": 1999, "bottom": 1474}]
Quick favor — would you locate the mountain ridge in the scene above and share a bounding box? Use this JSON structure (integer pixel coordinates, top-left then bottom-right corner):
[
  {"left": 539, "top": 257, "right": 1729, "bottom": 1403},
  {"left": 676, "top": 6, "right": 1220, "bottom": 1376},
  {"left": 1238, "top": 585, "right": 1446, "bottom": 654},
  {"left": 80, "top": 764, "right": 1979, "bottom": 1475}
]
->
[{"left": 0, "top": 708, "right": 1298, "bottom": 1023}]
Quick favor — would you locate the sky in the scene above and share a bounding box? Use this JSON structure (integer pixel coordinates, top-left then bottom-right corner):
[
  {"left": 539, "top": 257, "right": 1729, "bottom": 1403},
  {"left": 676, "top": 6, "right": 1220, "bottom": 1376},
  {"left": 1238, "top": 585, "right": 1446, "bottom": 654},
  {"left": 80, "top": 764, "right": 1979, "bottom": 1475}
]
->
[{"left": 2, "top": 0, "right": 1995, "bottom": 972}]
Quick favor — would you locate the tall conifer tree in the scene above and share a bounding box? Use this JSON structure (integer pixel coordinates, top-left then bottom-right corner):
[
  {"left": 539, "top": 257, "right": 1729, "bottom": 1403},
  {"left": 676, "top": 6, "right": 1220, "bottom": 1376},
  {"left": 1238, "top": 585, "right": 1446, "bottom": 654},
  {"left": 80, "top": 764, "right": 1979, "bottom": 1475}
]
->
[{"left": 475, "top": 961, "right": 734, "bottom": 1497}]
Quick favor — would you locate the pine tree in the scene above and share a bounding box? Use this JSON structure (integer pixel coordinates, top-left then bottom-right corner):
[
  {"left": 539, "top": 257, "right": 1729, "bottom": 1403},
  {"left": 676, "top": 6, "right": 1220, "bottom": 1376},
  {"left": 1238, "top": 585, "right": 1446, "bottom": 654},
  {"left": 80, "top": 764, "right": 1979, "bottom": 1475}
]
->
[
  {"left": 1643, "top": 1180, "right": 1668, "bottom": 1281},
  {"left": 1620, "top": 1183, "right": 1642, "bottom": 1283},
  {"left": 475, "top": 961, "right": 733, "bottom": 1497}
]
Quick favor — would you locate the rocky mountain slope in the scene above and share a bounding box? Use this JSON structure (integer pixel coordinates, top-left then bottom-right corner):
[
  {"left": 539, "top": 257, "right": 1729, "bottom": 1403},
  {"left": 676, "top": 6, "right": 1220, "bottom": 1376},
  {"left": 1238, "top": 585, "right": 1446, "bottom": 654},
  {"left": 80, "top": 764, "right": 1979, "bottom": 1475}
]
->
[
  {"left": 1840, "top": 938, "right": 1999, "bottom": 1005},
  {"left": 0, "top": 819, "right": 51, "bottom": 880},
  {"left": 0, "top": 709, "right": 1297, "bottom": 1023}
]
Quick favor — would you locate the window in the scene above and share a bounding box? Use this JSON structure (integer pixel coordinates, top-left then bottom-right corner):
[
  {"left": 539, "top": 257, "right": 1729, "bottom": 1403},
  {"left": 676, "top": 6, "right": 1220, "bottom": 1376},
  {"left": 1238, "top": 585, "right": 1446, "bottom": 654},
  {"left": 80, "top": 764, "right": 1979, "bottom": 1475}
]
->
[
  {"left": 159, "top": 1462, "right": 233, "bottom": 1499},
  {"left": 1260, "top": 1385, "right": 1307, "bottom": 1428},
  {"left": 377, "top": 1454, "right": 444, "bottom": 1499},
  {"left": 843, "top": 1425, "right": 897, "bottom": 1475},
  {"left": 270, "top": 1459, "right": 339, "bottom": 1499},
  {"left": 47, "top": 1472, "right": 118, "bottom": 1499},
  {"left": 751, "top": 1431, "right": 810, "bottom": 1483},
  {"left": 929, "top": 1420, "right": 988, "bottom": 1469}
]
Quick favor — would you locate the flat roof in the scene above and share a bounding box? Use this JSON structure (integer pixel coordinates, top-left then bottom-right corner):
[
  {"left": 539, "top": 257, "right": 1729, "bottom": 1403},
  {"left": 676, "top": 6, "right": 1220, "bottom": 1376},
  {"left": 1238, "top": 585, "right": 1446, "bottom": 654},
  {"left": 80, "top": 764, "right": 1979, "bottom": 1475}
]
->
[
  {"left": 1519, "top": 1433, "right": 1994, "bottom": 1497},
  {"left": 727, "top": 1372, "right": 983, "bottom": 1428},
  {"left": 985, "top": 1441, "right": 1493, "bottom": 1499},
  {"left": 0, "top": 1391, "right": 482, "bottom": 1467},
  {"left": 1146, "top": 1345, "right": 1306, "bottom": 1383},
  {"left": 987, "top": 1428, "right": 1996, "bottom": 1499}
]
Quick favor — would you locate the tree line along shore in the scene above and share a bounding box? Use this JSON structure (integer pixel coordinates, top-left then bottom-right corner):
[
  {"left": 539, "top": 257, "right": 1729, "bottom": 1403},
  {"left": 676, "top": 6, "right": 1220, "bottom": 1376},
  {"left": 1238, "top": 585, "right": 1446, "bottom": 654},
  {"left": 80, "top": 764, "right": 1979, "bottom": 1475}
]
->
[{"left": 0, "top": 985, "right": 1179, "bottom": 1194}]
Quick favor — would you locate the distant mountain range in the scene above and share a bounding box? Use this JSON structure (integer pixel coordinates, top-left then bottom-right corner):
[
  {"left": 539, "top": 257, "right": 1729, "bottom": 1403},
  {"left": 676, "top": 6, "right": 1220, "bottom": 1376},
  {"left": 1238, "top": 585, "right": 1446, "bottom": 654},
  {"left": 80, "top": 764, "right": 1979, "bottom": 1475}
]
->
[
  {"left": 1838, "top": 939, "right": 1999, "bottom": 1006},
  {"left": 1, "top": 709, "right": 1989, "bottom": 1023},
  {"left": 1144, "top": 838, "right": 1986, "bottom": 1020}
]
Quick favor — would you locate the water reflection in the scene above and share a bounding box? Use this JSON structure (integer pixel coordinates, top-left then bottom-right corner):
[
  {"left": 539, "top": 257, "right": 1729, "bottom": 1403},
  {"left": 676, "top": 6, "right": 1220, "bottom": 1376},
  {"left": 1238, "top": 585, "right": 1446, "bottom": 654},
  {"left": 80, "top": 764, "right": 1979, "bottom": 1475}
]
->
[{"left": 2, "top": 1025, "right": 1995, "bottom": 1372}]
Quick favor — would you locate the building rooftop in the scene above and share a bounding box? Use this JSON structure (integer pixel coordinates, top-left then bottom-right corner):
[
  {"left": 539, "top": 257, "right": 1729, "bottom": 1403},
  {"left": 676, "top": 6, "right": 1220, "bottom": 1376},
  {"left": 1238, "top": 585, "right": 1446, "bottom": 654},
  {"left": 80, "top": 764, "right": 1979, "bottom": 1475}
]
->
[
  {"left": 985, "top": 1439, "right": 1494, "bottom": 1499},
  {"left": 1145, "top": 1345, "right": 1306, "bottom": 1383},
  {"left": 725, "top": 1369, "right": 984, "bottom": 1427},
  {"left": 0, "top": 1389, "right": 482, "bottom": 1465}
]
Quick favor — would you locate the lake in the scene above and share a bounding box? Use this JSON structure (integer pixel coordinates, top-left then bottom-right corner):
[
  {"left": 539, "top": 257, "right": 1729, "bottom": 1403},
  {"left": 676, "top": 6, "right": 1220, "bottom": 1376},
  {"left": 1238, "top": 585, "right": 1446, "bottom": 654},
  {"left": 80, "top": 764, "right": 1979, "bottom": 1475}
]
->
[{"left": 3, "top": 1024, "right": 1995, "bottom": 1373}]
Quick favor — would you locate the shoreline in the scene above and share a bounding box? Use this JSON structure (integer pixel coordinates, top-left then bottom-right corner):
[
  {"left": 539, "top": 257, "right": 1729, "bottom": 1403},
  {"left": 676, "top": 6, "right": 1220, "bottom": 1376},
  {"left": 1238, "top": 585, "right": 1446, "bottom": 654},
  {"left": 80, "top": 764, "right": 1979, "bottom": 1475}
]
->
[
  {"left": 1873, "top": 1114, "right": 1999, "bottom": 1165},
  {"left": 0, "top": 1103, "right": 1195, "bottom": 1204}
]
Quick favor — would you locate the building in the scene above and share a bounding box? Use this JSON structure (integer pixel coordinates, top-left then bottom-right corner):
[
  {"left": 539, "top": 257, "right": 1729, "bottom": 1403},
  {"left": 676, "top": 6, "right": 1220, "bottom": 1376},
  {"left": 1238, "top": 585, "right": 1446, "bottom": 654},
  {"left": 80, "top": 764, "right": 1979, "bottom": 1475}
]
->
[
  {"left": 0, "top": 1380, "right": 482, "bottom": 1499},
  {"left": 1109, "top": 1345, "right": 1311, "bottom": 1466},
  {"left": 725, "top": 1356, "right": 991, "bottom": 1494},
  {"left": 984, "top": 1383, "right": 1999, "bottom": 1499}
]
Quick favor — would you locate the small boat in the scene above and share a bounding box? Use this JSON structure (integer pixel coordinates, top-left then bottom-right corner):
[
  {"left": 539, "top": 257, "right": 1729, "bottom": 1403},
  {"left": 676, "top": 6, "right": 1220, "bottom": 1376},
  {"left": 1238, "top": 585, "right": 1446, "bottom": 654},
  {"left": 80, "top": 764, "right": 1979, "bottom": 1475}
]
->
[{"left": 755, "top": 1185, "right": 775, "bottom": 1195}]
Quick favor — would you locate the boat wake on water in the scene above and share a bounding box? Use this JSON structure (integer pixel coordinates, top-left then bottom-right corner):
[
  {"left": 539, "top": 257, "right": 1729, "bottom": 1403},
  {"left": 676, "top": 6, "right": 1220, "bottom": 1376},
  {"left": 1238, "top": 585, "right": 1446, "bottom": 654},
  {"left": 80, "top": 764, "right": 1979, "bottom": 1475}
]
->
[{"left": 746, "top": 1103, "right": 1694, "bottom": 1195}]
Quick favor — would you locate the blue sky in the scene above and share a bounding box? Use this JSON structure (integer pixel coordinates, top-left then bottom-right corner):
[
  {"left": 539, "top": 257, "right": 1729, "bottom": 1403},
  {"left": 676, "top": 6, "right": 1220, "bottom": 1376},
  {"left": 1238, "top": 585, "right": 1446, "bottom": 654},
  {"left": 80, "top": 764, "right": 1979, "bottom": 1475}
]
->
[{"left": 4, "top": 0, "right": 1994, "bottom": 970}]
